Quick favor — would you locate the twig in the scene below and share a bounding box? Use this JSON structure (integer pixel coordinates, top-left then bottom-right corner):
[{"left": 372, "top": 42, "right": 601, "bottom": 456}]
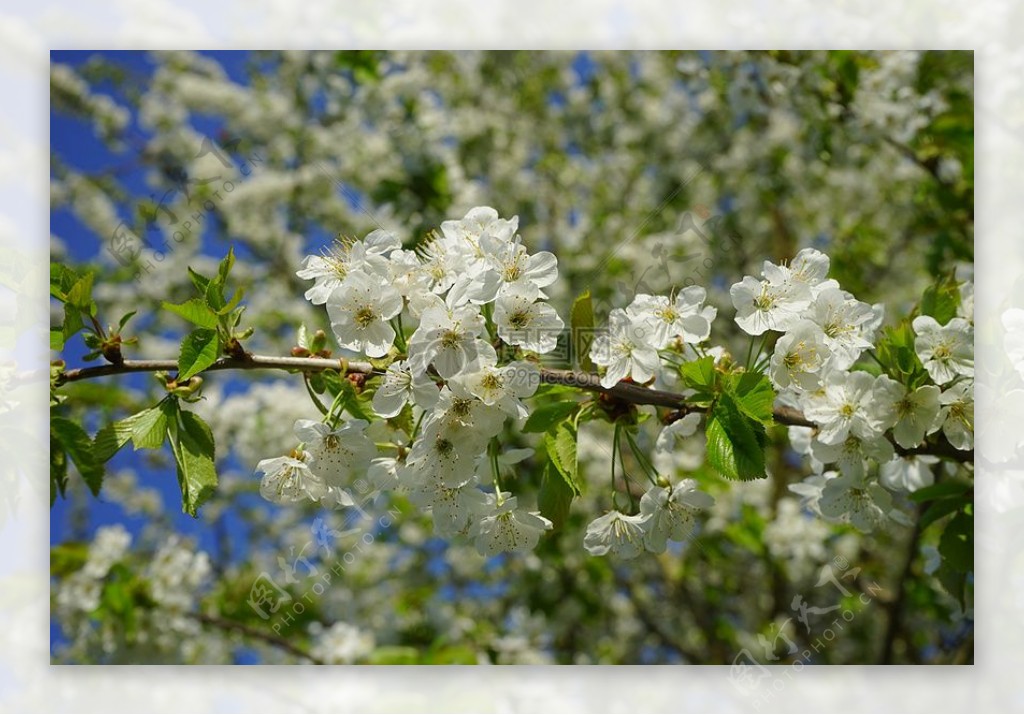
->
[
  {"left": 192, "top": 612, "right": 324, "bottom": 664},
  {"left": 53, "top": 354, "right": 973, "bottom": 463}
]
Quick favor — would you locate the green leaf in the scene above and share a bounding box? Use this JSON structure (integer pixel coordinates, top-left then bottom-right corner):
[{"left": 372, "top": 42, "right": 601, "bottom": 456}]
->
[
  {"left": 919, "top": 497, "right": 964, "bottom": 531},
  {"left": 522, "top": 401, "right": 578, "bottom": 433},
  {"left": 65, "top": 271, "right": 96, "bottom": 316},
  {"left": 538, "top": 461, "right": 575, "bottom": 529},
  {"left": 117, "top": 310, "right": 138, "bottom": 332},
  {"left": 920, "top": 274, "right": 961, "bottom": 325},
  {"left": 188, "top": 266, "right": 211, "bottom": 294},
  {"left": 726, "top": 371, "right": 775, "bottom": 425},
  {"left": 50, "top": 432, "right": 68, "bottom": 506},
  {"left": 570, "top": 290, "right": 595, "bottom": 372},
  {"left": 217, "top": 287, "right": 245, "bottom": 315},
  {"left": 705, "top": 394, "right": 767, "bottom": 481},
  {"left": 367, "top": 646, "right": 420, "bottom": 665},
  {"left": 136, "top": 400, "right": 175, "bottom": 450},
  {"left": 323, "top": 371, "right": 373, "bottom": 421},
  {"left": 544, "top": 421, "right": 580, "bottom": 493},
  {"left": 217, "top": 246, "right": 235, "bottom": 285},
  {"left": 910, "top": 480, "right": 972, "bottom": 503},
  {"left": 936, "top": 563, "right": 968, "bottom": 609},
  {"left": 166, "top": 406, "right": 218, "bottom": 517},
  {"left": 205, "top": 275, "right": 226, "bottom": 312},
  {"left": 62, "top": 308, "right": 85, "bottom": 343},
  {"left": 50, "top": 263, "right": 81, "bottom": 301},
  {"left": 876, "top": 320, "right": 929, "bottom": 387},
  {"left": 51, "top": 416, "right": 104, "bottom": 496},
  {"left": 679, "top": 356, "right": 717, "bottom": 396},
  {"left": 178, "top": 328, "right": 220, "bottom": 381},
  {"left": 50, "top": 542, "right": 89, "bottom": 577},
  {"left": 938, "top": 507, "right": 973, "bottom": 573},
  {"left": 162, "top": 298, "right": 218, "bottom": 329},
  {"left": 93, "top": 401, "right": 171, "bottom": 462},
  {"left": 50, "top": 329, "right": 64, "bottom": 351}
]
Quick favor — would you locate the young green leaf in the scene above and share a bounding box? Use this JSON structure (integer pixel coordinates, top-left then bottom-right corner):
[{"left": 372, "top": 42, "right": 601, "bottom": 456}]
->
[
  {"left": 188, "top": 266, "right": 211, "bottom": 294},
  {"left": 544, "top": 421, "right": 580, "bottom": 493},
  {"left": 726, "top": 371, "right": 775, "bottom": 425},
  {"left": 522, "top": 401, "right": 579, "bottom": 434},
  {"left": 217, "top": 246, "right": 236, "bottom": 285},
  {"left": 117, "top": 310, "right": 138, "bottom": 332},
  {"left": 909, "top": 479, "right": 972, "bottom": 503},
  {"left": 920, "top": 274, "right": 961, "bottom": 326},
  {"left": 679, "top": 356, "right": 717, "bottom": 396},
  {"left": 50, "top": 263, "right": 81, "bottom": 301},
  {"left": 538, "top": 461, "right": 575, "bottom": 529},
  {"left": 65, "top": 271, "right": 96, "bottom": 316},
  {"left": 51, "top": 433, "right": 68, "bottom": 505},
  {"left": 51, "top": 416, "right": 104, "bottom": 496},
  {"left": 571, "top": 290, "right": 595, "bottom": 372},
  {"left": 166, "top": 405, "right": 218, "bottom": 517},
  {"left": 705, "top": 394, "right": 767, "bottom": 481},
  {"left": 938, "top": 507, "right": 973, "bottom": 573},
  {"left": 93, "top": 401, "right": 172, "bottom": 462},
  {"left": 178, "top": 328, "right": 220, "bottom": 381},
  {"left": 162, "top": 298, "right": 219, "bottom": 329}
]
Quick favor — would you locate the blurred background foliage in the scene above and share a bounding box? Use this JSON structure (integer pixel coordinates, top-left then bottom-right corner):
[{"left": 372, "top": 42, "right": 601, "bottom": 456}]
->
[{"left": 49, "top": 50, "right": 972, "bottom": 665}]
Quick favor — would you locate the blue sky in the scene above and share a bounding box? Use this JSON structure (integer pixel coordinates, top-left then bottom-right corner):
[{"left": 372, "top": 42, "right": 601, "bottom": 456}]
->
[{"left": 50, "top": 51, "right": 290, "bottom": 576}]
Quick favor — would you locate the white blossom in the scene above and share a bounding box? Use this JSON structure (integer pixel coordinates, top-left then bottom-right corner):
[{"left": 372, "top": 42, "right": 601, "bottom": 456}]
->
[
  {"left": 371, "top": 359, "right": 441, "bottom": 418},
  {"left": 407, "top": 303, "right": 495, "bottom": 378},
  {"left": 885, "top": 384, "right": 942, "bottom": 449},
  {"left": 769, "top": 319, "right": 831, "bottom": 390},
  {"left": 912, "top": 315, "right": 974, "bottom": 384},
  {"left": 639, "top": 480, "right": 714, "bottom": 553},
  {"left": 449, "top": 360, "right": 540, "bottom": 419},
  {"left": 589, "top": 308, "right": 660, "bottom": 388},
  {"left": 293, "top": 418, "right": 376, "bottom": 493},
  {"left": 730, "top": 274, "right": 812, "bottom": 335},
  {"left": 297, "top": 230, "right": 399, "bottom": 305},
  {"left": 818, "top": 472, "right": 907, "bottom": 533},
  {"left": 808, "top": 287, "right": 877, "bottom": 369},
  {"left": 326, "top": 269, "right": 403, "bottom": 358},
  {"left": 936, "top": 380, "right": 974, "bottom": 451},
  {"left": 879, "top": 456, "right": 939, "bottom": 492},
  {"left": 470, "top": 495, "right": 553, "bottom": 556},
  {"left": 625, "top": 287, "right": 716, "bottom": 348},
  {"left": 583, "top": 510, "right": 649, "bottom": 558},
  {"left": 802, "top": 371, "right": 897, "bottom": 444},
  {"left": 492, "top": 283, "right": 565, "bottom": 354},
  {"left": 255, "top": 453, "right": 327, "bottom": 504}
]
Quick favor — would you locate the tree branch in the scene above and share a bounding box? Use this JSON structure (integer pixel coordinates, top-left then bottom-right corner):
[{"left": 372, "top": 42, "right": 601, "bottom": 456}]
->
[
  {"left": 192, "top": 612, "right": 324, "bottom": 664},
  {"left": 54, "top": 354, "right": 973, "bottom": 463}
]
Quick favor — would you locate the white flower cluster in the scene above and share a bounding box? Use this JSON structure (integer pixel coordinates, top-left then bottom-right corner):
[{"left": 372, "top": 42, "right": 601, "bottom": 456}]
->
[
  {"left": 267, "top": 206, "right": 565, "bottom": 556},
  {"left": 589, "top": 287, "right": 716, "bottom": 388},
  {"left": 308, "top": 621, "right": 376, "bottom": 664},
  {"left": 735, "top": 250, "right": 976, "bottom": 531},
  {"left": 52, "top": 526, "right": 216, "bottom": 662},
  {"left": 583, "top": 479, "right": 715, "bottom": 558}
]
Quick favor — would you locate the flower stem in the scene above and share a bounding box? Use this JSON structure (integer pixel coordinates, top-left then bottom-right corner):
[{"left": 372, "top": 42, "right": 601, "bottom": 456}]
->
[{"left": 303, "top": 374, "right": 329, "bottom": 416}]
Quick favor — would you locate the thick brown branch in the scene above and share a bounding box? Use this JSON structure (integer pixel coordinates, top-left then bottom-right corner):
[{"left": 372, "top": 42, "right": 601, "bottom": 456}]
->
[{"left": 54, "top": 354, "right": 973, "bottom": 463}]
